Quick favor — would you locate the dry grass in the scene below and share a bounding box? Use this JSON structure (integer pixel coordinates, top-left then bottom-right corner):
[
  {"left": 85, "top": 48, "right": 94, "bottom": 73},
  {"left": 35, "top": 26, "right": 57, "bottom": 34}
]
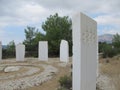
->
[
  {"left": 24, "top": 57, "right": 72, "bottom": 90},
  {"left": 0, "top": 58, "right": 72, "bottom": 90},
  {"left": 100, "top": 56, "right": 120, "bottom": 90}
]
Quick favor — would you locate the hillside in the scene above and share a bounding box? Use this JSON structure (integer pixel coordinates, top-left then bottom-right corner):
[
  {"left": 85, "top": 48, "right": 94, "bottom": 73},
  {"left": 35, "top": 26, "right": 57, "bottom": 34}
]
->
[{"left": 98, "top": 34, "right": 113, "bottom": 43}]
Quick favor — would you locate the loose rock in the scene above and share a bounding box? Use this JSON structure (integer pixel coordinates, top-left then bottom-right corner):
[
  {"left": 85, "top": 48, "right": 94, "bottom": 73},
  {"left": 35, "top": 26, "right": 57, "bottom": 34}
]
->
[{"left": 4, "top": 66, "right": 21, "bottom": 73}]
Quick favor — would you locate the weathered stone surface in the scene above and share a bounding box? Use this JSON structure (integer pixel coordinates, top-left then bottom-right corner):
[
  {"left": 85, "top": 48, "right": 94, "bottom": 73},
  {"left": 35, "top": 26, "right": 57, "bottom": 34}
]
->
[
  {"left": 16, "top": 43, "right": 25, "bottom": 61},
  {"left": 60, "top": 40, "right": 69, "bottom": 63},
  {"left": 4, "top": 66, "right": 20, "bottom": 72},
  {"left": 0, "top": 66, "right": 5, "bottom": 72},
  {"left": 72, "top": 12, "right": 97, "bottom": 90},
  {"left": 38, "top": 41, "right": 48, "bottom": 61},
  {"left": 0, "top": 63, "right": 58, "bottom": 90},
  {"left": 0, "top": 66, "right": 40, "bottom": 79},
  {"left": 0, "top": 41, "right": 2, "bottom": 61}
]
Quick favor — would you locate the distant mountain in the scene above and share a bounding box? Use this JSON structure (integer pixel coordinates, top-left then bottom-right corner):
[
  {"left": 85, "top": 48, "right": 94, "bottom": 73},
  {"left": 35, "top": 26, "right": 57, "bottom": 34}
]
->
[{"left": 98, "top": 34, "right": 114, "bottom": 43}]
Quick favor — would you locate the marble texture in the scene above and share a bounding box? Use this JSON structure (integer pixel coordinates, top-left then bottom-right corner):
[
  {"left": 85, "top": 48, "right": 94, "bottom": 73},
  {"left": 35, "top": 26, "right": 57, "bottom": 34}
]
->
[
  {"left": 72, "top": 12, "right": 97, "bottom": 90},
  {"left": 16, "top": 43, "right": 25, "bottom": 61},
  {"left": 0, "top": 42, "right": 2, "bottom": 61},
  {"left": 60, "top": 40, "right": 69, "bottom": 63},
  {"left": 38, "top": 41, "right": 48, "bottom": 61}
]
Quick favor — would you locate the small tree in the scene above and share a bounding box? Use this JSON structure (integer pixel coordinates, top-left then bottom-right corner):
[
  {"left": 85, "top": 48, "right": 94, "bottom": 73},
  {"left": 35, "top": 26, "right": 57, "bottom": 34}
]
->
[
  {"left": 59, "top": 75, "right": 72, "bottom": 90},
  {"left": 23, "top": 26, "right": 39, "bottom": 46},
  {"left": 112, "top": 33, "right": 120, "bottom": 55},
  {"left": 23, "top": 26, "right": 44, "bottom": 57},
  {"left": 99, "top": 42, "right": 117, "bottom": 58},
  {"left": 2, "top": 40, "right": 15, "bottom": 58},
  {"left": 42, "top": 13, "right": 72, "bottom": 57},
  {"left": 112, "top": 33, "right": 120, "bottom": 48}
]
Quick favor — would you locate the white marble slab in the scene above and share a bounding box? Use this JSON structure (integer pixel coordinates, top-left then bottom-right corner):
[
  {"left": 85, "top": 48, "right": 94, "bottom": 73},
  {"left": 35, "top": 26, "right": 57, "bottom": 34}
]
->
[
  {"left": 60, "top": 40, "right": 69, "bottom": 63},
  {"left": 16, "top": 43, "right": 25, "bottom": 61},
  {"left": 0, "top": 42, "right": 2, "bottom": 61},
  {"left": 72, "top": 12, "right": 97, "bottom": 90},
  {"left": 38, "top": 41, "right": 48, "bottom": 61}
]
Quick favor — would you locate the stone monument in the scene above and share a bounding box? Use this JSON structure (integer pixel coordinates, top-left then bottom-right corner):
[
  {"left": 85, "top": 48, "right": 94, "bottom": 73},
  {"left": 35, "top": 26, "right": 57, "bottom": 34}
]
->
[
  {"left": 60, "top": 40, "right": 69, "bottom": 63},
  {"left": 72, "top": 12, "right": 97, "bottom": 90},
  {"left": 0, "top": 42, "right": 2, "bottom": 60},
  {"left": 16, "top": 43, "right": 25, "bottom": 61},
  {"left": 38, "top": 41, "right": 48, "bottom": 61}
]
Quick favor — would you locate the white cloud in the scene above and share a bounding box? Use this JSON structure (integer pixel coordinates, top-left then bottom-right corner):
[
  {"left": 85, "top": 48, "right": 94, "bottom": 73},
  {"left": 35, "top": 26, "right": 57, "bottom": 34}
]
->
[
  {"left": 95, "top": 13, "right": 120, "bottom": 35},
  {"left": 30, "top": 0, "right": 120, "bottom": 14},
  {"left": 95, "top": 13, "right": 120, "bottom": 26},
  {"left": 102, "top": 29, "right": 120, "bottom": 35},
  {"left": 0, "top": 29, "right": 9, "bottom": 44},
  {"left": 0, "top": 0, "right": 120, "bottom": 27},
  {"left": 0, "top": 29, "right": 5, "bottom": 36},
  {"left": 16, "top": 4, "right": 46, "bottom": 19},
  {"left": 98, "top": 26, "right": 120, "bottom": 35},
  {"left": 0, "top": 0, "right": 120, "bottom": 44},
  {"left": 0, "top": 4, "right": 47, "bottom": 27},
  {"left": 0, "top": 2, "right": 72, "bottom": 28}
]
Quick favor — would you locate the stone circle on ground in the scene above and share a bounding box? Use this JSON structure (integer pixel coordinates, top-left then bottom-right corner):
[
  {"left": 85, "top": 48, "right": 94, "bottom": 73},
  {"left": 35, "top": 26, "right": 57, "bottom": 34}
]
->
[{"left": 0, "top": 58, "right": 58, "bottom": 90}]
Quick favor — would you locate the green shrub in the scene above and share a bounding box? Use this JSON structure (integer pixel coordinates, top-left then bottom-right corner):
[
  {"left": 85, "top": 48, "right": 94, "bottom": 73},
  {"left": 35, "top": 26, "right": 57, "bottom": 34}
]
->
[{"left": 58, "top": 75, "right": 72, "bottom": 89}]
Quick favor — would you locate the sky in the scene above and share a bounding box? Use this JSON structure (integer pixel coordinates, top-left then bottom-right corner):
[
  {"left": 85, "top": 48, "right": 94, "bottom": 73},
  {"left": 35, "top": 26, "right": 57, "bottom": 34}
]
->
[{"left": 0, "top": 0, "right": 120, "bottom": 45}]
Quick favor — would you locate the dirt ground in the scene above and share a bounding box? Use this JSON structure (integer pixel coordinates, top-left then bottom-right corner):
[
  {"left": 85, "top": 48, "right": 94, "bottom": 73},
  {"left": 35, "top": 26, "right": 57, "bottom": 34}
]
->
[
  {"left": 25, "top": 58, "right": 72, "bottom": 90},
  {"left": 1, "top": 56, "right": 119, "bottom": 90},
  {"left": 98, "top": 56, "right": 120, "bottom": 90},
  {"left": 0, "top": 57, "right": 72, "bottom": 90}
]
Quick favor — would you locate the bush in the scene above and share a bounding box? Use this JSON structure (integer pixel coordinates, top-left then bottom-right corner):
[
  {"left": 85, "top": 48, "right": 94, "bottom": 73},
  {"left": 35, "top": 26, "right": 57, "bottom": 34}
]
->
[
  {"left": 2, "top": 48, "right": 15, "bottom": 59},
  {"left": 103, "top": 48, "right": 118, "bottom": 58},
  {"left": 99, "top": 42, "right": 120, "bottom": 58},
  {"left": 58, "top": 75, "right": 72, "bottom": 90}
]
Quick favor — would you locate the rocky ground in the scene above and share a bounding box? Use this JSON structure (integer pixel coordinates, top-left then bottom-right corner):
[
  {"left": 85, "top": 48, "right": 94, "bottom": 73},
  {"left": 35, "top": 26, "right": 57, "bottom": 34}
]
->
[
  {"left": 0, "top": 57, "right": 119, "bottom": 90},
  {"left": 97, "top": 57, "right": 120, "bottom": 90},
  {"left": 0, "top": 58, "right": 72, "bottom": 90},
  {"left": 97, "top": 67, "right": 115, "bottom": 90}
]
